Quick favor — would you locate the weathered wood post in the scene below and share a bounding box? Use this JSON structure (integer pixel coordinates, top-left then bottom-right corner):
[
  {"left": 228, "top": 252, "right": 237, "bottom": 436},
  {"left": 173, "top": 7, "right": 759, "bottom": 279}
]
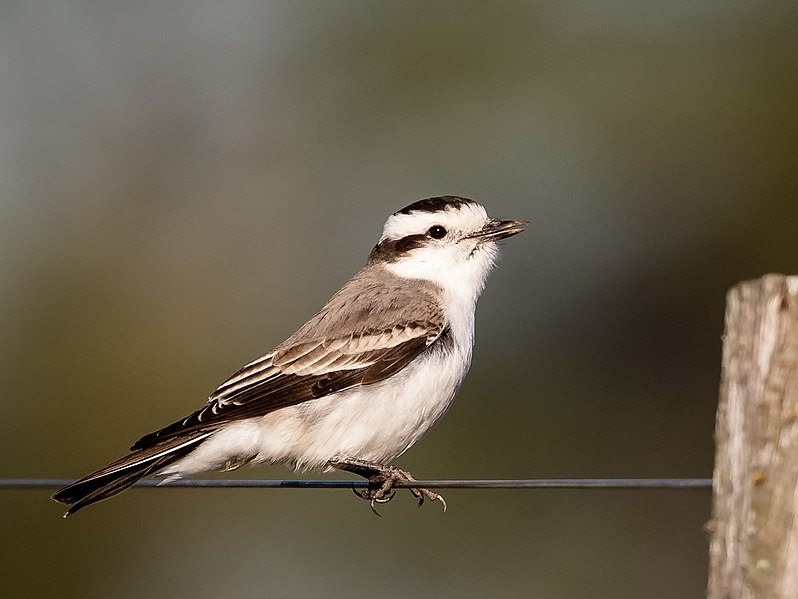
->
[{"left": 708, "top": 274, "right": 798, "bottom": 598}]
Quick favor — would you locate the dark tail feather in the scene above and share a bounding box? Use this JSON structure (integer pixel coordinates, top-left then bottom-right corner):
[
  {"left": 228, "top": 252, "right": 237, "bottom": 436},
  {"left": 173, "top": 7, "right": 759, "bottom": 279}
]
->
[{"left": 52, "top": 432, "right": 211, "bottom": 517}]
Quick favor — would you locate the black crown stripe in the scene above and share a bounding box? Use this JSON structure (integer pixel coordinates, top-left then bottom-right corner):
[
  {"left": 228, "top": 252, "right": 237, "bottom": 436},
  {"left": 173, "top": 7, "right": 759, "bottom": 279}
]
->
[{"left": 395, "top": 196, "right": 476, "bottom": 216}]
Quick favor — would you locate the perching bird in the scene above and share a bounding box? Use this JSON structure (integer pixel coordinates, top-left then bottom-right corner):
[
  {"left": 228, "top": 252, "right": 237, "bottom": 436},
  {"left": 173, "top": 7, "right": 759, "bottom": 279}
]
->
[{"left": 53, "top": 196, "right": 527, "bottom": 517}]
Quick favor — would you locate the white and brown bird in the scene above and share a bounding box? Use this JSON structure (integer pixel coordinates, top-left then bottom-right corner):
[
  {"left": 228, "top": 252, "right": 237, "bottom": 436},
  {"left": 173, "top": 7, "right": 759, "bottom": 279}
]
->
[{"left": 53, "top": 196, "right": 527, "bottom": 516}]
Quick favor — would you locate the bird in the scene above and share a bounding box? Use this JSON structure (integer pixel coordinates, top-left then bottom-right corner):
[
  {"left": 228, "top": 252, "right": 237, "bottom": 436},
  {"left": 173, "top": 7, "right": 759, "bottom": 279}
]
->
[{"left": 52, "top": 196, "right": 527, "bottom": 517}]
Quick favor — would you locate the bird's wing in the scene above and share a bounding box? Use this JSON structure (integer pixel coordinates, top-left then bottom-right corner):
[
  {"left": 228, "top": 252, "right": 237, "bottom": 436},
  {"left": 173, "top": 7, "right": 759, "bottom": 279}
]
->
[{"left": 131, "top": 319, "right": 445, "bottom": 450}]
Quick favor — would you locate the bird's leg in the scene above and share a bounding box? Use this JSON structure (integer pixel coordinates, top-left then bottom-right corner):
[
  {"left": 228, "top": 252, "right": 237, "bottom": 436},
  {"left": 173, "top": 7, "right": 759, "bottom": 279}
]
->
[{"left": 329, "top": 458, "right": 446, "bottom": 516}]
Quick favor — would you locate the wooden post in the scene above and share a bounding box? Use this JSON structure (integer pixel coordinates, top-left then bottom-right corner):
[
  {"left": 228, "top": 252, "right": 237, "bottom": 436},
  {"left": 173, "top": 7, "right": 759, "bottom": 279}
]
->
[{"left": 709, "top": 274, "right": 798, "bottom": 598}]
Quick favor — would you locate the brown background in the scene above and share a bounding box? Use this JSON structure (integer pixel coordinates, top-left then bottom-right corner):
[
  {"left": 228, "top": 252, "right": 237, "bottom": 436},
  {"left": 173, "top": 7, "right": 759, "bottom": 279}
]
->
[{"left": 2, "top": 2, "right": 797, "bottom": 597}]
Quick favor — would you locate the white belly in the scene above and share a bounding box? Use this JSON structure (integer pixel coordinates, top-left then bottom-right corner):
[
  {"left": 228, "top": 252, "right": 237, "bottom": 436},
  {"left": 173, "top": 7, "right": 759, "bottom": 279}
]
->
[{"left": 163, "top": 335, "right": 471, "bottom": 477}]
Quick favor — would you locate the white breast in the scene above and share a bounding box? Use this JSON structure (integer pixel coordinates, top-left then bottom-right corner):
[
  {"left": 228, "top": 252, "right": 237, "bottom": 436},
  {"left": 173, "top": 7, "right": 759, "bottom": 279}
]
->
[
  {"left": 162, "top": 255, "right": 486, "bottom": 478},
  {"left": 276, "top": 334, "right": 470, "bottom": 469},
  {"left": 164, "top": 306, "right": 474, "bottom": 478}
]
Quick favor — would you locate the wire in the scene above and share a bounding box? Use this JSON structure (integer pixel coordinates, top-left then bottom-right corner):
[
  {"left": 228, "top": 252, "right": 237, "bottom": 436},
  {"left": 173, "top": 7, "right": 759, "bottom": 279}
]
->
[{"left": 1, "top": 478, "right": 711, "bottom": 490}]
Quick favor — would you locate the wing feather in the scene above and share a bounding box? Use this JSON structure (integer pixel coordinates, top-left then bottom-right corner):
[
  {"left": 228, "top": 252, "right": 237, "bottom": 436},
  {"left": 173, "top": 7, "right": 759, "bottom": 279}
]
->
[{"left": 130, "top": 267, "right": 446, "bottom": 451}]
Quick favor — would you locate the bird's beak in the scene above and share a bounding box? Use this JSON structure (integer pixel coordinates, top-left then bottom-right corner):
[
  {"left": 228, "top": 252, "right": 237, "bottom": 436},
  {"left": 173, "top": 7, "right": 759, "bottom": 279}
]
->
[{"left": 468, "top": 218, "right": 529, "bottom": 241}]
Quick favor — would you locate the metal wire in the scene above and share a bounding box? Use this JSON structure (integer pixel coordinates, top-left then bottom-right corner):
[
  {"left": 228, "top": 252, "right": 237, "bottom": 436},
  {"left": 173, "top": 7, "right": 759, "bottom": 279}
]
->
[{"left": 1, "top": 478, "right": 712, "bottom": 490}]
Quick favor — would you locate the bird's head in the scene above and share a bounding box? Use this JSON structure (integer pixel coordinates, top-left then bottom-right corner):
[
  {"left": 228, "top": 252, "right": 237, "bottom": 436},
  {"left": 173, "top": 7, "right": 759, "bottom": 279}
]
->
[{"left": 369, "top": 196, "right": 527, "bottom": 300}]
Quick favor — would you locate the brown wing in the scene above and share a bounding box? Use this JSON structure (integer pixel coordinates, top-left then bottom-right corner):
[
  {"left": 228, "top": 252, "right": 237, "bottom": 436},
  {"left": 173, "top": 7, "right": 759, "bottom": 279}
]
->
[
  {"left": 131, "top": 322, "right": 444, "bottom": 450},
  {"left": 131, "top": 266, "right": 445, "bottom": 451}
]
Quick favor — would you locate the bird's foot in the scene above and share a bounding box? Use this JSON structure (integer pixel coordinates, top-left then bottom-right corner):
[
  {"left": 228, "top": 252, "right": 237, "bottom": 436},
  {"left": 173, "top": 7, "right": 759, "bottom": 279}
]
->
[{"left": 332, "top": 459, "right": 446, "bottom": 516}]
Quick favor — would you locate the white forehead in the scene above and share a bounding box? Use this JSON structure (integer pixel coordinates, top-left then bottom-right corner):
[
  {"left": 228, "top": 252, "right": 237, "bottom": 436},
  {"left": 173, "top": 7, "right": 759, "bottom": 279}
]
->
[{"left": 380, "top": 202, "right": 489, "bottom": 241}]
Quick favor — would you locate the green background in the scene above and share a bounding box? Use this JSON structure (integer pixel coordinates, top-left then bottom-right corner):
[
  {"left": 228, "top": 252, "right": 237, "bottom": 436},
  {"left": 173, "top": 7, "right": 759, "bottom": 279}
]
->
[{"left": 2, "top": 2, "right": 796, "bottom": 597}]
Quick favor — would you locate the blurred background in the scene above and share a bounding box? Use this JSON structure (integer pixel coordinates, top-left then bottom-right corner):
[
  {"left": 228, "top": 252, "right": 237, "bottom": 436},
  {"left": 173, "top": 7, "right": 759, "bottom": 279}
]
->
[{"left": 1, "top": 1, "right": 796, "bottom": 597}]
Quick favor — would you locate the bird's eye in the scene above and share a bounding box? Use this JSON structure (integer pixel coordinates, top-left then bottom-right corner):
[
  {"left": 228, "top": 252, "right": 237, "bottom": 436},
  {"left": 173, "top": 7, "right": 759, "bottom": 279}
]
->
[{"left": 427, "top": 225, "right": 447, "bottom": 239}]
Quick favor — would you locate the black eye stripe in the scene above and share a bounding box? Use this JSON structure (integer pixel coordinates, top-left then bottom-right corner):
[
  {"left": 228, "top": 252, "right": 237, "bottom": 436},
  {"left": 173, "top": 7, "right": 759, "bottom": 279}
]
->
[
  {"left": 368, "top": 225, "right": 451, "bottom": 264},
  {"left": 394, "top": 234, "right": 427, "bottom": 253},
  {"left": 368, "top": 234, "right": 426, "bottom": 263}
]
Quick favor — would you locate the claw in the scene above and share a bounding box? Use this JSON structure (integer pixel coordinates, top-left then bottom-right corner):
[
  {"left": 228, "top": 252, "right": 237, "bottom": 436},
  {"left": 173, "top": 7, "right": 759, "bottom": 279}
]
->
[
  {"left": 373, "top": 489, "right": 396, "bottom": 504},
  {"left": 334, "top": 459, "right": 449, "bottom": 514},
  {"left": 409, "top": 485, "right": 447, "bottom": 512},
  {"left": 351, "top": 483, "right": 368, "bottom": 500}
]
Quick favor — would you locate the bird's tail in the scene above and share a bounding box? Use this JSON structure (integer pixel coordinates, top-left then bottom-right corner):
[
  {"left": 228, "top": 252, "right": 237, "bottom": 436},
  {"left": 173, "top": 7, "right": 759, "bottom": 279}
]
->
[{"left": 52, "top": 431, "right": 212, "bottom": 517}]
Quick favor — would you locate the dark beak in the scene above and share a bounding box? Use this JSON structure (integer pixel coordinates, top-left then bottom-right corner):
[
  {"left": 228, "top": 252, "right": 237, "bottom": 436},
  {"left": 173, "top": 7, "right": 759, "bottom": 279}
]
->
[{"left": 468, "top": 218, "right": 529, "bottom": 241}]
